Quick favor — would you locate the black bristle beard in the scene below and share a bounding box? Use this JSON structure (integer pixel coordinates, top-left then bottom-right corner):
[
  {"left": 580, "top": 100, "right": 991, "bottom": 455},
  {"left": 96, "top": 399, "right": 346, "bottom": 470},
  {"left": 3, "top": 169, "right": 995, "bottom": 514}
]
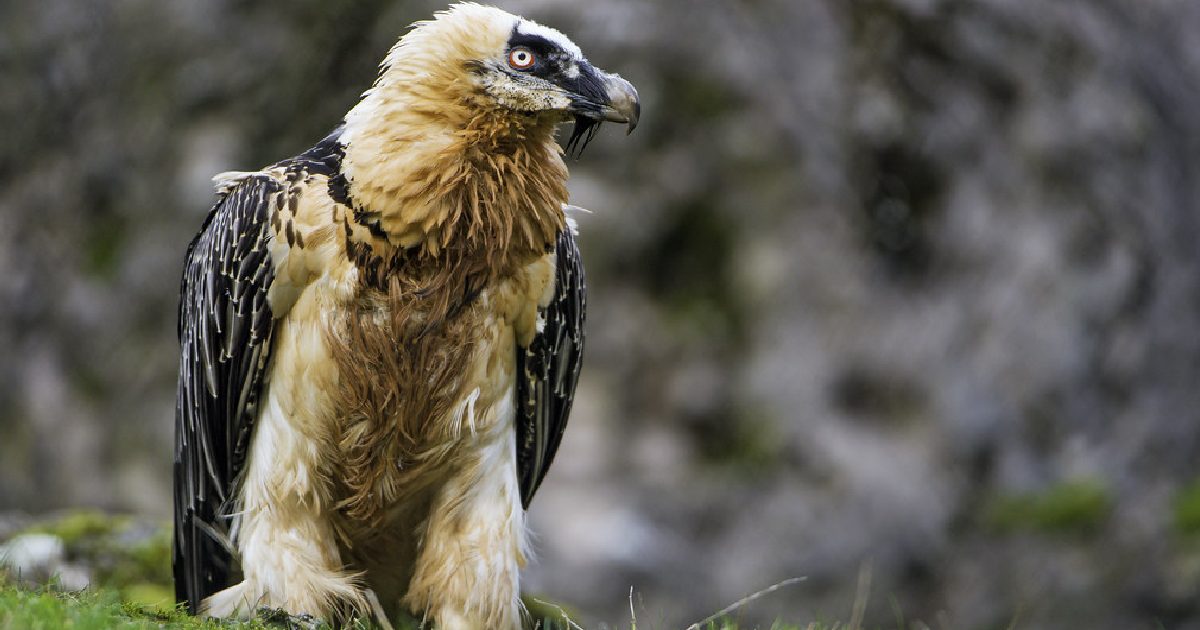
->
[{"left": 565, "top": 115, "right": 601, "bottom": 159}]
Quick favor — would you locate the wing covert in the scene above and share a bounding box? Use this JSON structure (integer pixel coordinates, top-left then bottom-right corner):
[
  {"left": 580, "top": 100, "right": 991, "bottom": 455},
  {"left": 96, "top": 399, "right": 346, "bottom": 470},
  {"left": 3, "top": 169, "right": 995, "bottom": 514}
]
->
[
  {"left": 516, "top": 228, "right": 586, "bottom": 508},
  {"left": 173, "top": 174, "right": 280, "bottom": 612}
]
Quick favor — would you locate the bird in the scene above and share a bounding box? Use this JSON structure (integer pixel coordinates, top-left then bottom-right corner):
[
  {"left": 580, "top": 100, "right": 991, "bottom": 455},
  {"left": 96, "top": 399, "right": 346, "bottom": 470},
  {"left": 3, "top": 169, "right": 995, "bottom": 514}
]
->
[{"left": 172, "top": 3, "right": 639, "bottom": 628}]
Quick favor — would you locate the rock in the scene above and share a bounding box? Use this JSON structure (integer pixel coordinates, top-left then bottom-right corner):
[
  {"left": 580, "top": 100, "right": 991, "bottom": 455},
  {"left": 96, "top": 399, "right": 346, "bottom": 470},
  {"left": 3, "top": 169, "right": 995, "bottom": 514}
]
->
[
  {"left": 1, "top": 533, "right": 65, "bottom": 577},
  {"left": 0, "top": 533, "right": 88, "bottom": 589}
]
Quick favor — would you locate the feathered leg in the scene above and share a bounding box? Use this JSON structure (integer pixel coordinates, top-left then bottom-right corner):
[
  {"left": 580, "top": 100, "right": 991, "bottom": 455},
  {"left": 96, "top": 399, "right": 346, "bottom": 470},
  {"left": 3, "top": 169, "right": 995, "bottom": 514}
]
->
[
  {"left": 203, "top": 394, "right": 366, "bottom": 620},
  {"left": 403, "top": 409, "right": 528, "bottom": 630}
]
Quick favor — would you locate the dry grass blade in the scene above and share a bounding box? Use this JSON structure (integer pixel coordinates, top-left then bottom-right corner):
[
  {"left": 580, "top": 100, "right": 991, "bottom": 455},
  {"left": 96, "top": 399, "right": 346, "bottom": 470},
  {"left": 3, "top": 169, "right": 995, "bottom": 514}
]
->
[
  {"left": 847, "top": 561, "right": 872, "bottom": 630},
  {"left": 628, "top": 586, "right": 638, "bottom": 630},
  {"left": 683, "top": 577, "right": 807, "bottom": 630}
]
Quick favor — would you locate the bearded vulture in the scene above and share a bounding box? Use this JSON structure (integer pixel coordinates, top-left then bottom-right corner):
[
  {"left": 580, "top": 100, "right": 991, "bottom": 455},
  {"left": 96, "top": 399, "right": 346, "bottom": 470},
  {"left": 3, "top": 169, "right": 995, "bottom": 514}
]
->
[{"left": 172, "top": 4, "right": 639, "bottom": 628}]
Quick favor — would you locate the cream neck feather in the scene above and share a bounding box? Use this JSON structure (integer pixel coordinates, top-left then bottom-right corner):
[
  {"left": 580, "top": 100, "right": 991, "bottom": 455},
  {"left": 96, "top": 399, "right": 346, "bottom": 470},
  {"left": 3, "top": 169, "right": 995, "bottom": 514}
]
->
[{"left": 338, "top": 5, "right": 568, "bottom": 264}]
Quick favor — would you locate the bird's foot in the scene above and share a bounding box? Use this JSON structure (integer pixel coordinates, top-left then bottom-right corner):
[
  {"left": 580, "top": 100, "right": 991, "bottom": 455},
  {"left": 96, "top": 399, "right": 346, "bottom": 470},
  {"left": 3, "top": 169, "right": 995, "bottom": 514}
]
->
[
  {"left": 201, "top": 574, "right": 367, "bottom": 624},
  {"left": 256, "top": 608, "right": 327, "bottom": 630}
]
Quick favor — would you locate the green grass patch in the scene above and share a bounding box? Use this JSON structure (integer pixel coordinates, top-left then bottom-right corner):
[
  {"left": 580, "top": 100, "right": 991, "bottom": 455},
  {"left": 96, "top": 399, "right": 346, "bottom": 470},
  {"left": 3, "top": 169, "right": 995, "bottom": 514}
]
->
[
  {"left": 0, "top": 578, "right": 405, "bottom": 629},
  {"left": 985, "top": 479, "right": 1112, "bottom": 535},
  {"left": 0, "top": 580, "right": 264, "bottom": 629},
  {"left": 1173, "top": 480, "right": 1200, "bottom": 536}
]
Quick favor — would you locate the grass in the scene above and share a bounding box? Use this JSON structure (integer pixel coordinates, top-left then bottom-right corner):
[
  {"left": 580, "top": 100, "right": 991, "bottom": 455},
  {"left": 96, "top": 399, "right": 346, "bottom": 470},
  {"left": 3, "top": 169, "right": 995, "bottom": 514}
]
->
[
  {"left": 0, "top": 580, "right": 823, "bottom": 630},
  {"left": 0, "top": 581, "right": 271, "bottom": 630},
  {"left": 0, "top": 577, "right": 828, "bottom": 630},
  {"left": 1, "top": 511, "right": 818, "bottom": 630},
  {"left": 0, "top": 578, "right": 423, "bottom": 630}
]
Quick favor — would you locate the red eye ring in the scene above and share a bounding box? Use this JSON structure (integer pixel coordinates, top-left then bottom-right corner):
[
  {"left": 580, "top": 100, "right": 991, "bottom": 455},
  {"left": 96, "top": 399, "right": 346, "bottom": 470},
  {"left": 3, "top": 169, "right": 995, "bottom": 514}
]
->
[{"left": 508, "top": 47, "right": 536, "bottom": 69}]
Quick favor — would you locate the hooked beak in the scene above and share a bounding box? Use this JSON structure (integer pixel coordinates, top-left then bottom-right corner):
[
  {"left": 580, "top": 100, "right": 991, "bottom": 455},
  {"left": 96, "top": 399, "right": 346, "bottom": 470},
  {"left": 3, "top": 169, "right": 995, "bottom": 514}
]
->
[
  {"left": 561, "top": 62, "right": 641, "bottom": 156},
  {"left": 595, "top": 73, "right": 640, "bottom": 134},
  {"left": 567, "top": 66, "right": 641, "bottom": 135}
]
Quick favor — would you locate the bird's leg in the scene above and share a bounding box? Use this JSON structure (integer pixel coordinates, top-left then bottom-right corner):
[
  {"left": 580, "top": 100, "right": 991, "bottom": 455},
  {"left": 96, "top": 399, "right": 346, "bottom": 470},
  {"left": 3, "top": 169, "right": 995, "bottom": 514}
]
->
[
  {"left": 403, "top": 427, "right": 528, "bottom": 630},
  {"left": 202, "top": 396, "right": 367, "bottom": 621}
]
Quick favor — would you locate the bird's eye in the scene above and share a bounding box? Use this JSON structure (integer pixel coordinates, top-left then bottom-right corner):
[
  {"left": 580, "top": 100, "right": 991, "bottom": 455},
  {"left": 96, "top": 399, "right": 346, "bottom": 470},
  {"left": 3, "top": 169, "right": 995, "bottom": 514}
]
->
[{"left": 508, "top": 47, "right": 536, "bottom": 70}]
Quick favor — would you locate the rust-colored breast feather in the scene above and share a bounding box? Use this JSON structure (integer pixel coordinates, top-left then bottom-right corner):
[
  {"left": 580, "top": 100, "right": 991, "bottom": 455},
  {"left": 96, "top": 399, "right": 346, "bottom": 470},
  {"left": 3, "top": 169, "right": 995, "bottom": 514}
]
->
[{"left": 321, "top": 112, "right": 569, "bottom": 529}]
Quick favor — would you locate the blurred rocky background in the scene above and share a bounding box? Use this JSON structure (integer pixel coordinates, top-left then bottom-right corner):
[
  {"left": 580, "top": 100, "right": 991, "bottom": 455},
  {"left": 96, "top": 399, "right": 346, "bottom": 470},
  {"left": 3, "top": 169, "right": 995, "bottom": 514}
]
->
[{"left": 3, "top": 0, "right": 1200, "bottom": 628}]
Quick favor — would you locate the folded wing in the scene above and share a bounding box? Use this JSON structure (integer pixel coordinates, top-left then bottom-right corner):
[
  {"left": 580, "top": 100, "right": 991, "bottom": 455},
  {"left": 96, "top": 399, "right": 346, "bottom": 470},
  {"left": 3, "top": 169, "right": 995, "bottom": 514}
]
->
[
  {"left": 174, "top": 174, "right": 280, "bottom": 612},
  {"left": 515, "top": 228, "right": 586, "bottom": 508}
]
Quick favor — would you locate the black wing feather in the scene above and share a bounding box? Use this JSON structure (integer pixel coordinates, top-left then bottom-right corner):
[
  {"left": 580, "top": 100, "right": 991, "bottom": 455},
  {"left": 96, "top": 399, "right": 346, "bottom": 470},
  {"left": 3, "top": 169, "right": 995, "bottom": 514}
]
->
[
  {"left": 516, "top": 228, "right": 586, "bottom": 508},
  {"left": 173, "top": 174, "right": 280, "bottom": 612}
]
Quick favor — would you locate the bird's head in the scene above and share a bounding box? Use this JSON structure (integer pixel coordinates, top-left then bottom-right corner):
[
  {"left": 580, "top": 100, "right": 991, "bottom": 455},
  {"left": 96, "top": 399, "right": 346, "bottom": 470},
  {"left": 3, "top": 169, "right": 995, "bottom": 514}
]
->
[
  {"left": 460, "top": 4, "right": 641, "bottom": 149},
  {"left": 349, "top": 3, "right": 639, "bottom": 155}
]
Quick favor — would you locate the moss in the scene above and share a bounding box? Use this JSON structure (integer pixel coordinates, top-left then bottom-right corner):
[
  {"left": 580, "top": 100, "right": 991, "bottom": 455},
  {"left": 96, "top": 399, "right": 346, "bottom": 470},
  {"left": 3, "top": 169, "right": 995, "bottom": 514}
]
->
[
  {"left": 0, "top": 577, "right": 410, "bottom": 629},
  {"left": 0, "top": 578, "right": 261, "bottom": 629},
  {"left": 1173, "top": 480, "right": 1200, "bottom": 536},
  {"left": 27, "top": 511, "right": 130, "bottom": 545},
  {"left": 111, "top": 526, "right": 173, "bottom": 596},
  {"left": 985, "top": 479, "right": 1112, "bottom": 535},
  {"left": 119, "top": 582, "right": 173, "bottom": 608},
  {"left": 17, "top": 511, "right": 172, "bottom": 602}
]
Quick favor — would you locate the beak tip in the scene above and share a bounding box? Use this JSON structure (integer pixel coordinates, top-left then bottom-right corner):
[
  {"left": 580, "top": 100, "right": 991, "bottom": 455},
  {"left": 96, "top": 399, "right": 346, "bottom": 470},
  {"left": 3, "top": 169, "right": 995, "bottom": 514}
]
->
[{"left": 603, "top": 73, "right": 640, "bottom": 136}]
